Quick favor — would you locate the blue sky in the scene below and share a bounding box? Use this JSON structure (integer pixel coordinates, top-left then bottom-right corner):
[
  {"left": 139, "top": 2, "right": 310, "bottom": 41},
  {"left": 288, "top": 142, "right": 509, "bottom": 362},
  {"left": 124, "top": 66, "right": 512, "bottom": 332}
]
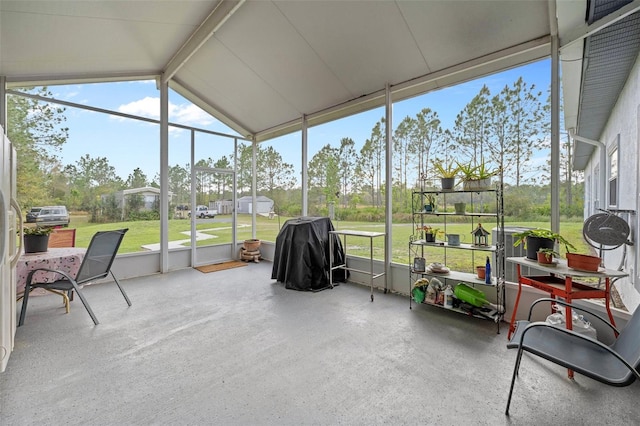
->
[{"left": 47, "top": 58, "right": 551, "bottom": 184}]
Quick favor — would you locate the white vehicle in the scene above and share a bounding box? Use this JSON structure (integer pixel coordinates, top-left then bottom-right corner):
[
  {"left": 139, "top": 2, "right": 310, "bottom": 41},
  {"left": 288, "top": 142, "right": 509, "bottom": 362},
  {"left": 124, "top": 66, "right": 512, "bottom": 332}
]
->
[{"left": 188, "top": 205, "right": 217, "bottom": 219}]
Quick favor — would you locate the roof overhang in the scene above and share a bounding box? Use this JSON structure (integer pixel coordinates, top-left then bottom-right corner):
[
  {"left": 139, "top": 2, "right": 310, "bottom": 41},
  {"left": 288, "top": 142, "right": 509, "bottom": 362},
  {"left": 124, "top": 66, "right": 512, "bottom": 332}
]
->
[{"left": 560, "top": 0, "right": 640, "bottom": 170}]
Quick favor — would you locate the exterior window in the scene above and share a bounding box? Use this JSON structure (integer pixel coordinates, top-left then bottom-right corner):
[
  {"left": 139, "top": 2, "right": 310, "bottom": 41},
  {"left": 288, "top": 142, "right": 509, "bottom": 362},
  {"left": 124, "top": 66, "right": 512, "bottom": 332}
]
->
[{"left": 608, "top": 137, "right": 619, "bottom": 208}]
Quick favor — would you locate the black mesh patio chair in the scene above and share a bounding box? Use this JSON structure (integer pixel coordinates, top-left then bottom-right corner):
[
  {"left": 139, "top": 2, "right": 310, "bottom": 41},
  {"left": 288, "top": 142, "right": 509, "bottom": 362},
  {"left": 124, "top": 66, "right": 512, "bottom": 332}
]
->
[
  {"left": 19, "top": 229, "right": 131, "bottom": 326},
  {"left": 505, "top": 297, "right": 640, "bottom": 415}
]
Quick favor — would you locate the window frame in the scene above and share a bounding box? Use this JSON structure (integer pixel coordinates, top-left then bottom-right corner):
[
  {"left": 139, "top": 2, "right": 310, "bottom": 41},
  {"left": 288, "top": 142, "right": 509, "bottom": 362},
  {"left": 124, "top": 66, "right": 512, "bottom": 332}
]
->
[{"left": 608, "top": 135, "right": 620, "bottom": 208}]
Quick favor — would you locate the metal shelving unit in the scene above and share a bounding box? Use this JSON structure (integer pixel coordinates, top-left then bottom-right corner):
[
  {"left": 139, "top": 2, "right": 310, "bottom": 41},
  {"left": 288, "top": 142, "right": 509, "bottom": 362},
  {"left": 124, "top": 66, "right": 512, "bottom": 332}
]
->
[{"left": 409, "top": 183, "right": 505, "bottom": 333}]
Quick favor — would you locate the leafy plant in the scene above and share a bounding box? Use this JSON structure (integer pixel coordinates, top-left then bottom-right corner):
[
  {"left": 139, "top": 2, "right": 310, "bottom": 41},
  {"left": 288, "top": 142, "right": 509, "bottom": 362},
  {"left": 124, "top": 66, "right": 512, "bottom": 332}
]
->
[
  {"left": 425, "top": 194, "right": 437, "bottom": 208},
  {"left": 456, "top": 161, "right": 499, "bottom": 180},
  {"left": 513, "top": 228, "right": 576, "bottom": 253},
  {"left": 456, "top": 162, "right": 478, "bottom": 180},
  {"left": 21, "top": 226, "right": 53, "bottom": 236},
  {"left": 537, "top": 247, "right": 560, "bottom": 258},
  {"left": 474, "top": 162, "right": 499, "bottom": 179},
  {"left": 433, "top": 159, "right": 459, "bottom": 178}
]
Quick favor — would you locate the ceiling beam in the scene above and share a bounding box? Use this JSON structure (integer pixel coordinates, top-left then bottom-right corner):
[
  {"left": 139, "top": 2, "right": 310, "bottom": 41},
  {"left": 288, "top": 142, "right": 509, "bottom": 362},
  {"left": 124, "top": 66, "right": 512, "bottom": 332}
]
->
[
  {"left": 4, "top": 72, "right": 158, "bottom": 88},
  {"left": 161, "top": 0, "right": 245, "bottom": 84}
]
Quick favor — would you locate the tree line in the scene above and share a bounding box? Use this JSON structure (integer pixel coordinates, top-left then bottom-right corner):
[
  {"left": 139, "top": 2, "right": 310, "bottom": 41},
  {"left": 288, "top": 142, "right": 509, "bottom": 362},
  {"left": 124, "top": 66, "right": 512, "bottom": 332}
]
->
[{"left": 8, "top": 78, "right": 583, "bottom": 223}]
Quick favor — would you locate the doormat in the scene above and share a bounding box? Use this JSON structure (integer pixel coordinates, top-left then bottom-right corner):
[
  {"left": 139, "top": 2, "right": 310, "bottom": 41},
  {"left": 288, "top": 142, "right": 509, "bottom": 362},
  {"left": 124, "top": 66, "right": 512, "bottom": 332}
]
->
[{"left": 196, "top": 261, "right": 248, "bottom": 273}]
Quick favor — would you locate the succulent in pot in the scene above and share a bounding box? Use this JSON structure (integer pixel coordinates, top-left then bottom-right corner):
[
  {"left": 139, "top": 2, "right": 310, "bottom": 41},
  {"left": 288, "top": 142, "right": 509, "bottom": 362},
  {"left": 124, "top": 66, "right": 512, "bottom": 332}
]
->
[
  {"left": 513, "top": 228, "right": 575, "bottom": 261},
  {"left": 457, "top": 161, "right": 499, "bottom": 191},
  {"left": 537, "top": 247, "right": 559, "bottom": 264},
  {"left": 433, "top": 159, "right": 458, "bottom": 191}
]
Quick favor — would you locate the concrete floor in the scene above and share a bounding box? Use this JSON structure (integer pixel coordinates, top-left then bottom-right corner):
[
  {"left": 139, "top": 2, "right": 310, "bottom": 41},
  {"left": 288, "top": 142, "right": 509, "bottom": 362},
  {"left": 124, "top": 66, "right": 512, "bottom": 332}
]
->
[{"left": 2, "top": 261, "right": 639, "bottom": 425}]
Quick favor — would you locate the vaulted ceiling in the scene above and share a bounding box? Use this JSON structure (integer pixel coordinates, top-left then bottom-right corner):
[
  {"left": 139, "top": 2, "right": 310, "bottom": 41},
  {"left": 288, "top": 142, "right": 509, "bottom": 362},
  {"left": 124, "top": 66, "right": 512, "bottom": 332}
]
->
[{"left": 1, "top": 0, "right": 638, "bottom": 150}]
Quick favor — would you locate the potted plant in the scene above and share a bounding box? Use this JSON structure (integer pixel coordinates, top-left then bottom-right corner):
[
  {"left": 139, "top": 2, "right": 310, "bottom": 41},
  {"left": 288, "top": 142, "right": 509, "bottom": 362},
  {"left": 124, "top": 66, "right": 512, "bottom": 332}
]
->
[
  {"left": 433, "top": 159, "right": 458, "bottom": 191},
  {"left": 418, "top": 225, "right": 441, "bottom": 243},
  {"left": 513, "top": 228, "right": 576, "bottom": 261},
  {"left": 424, "top": 194, "right": 437, "bottom": 212},
  {"left": 21, "top": 226, "right": 53, "bottom": 253},
  {"left": 457, "top": 161, "right": 498, "bottom": 191},
  {"left": 537, "top": 247, "right": 559, "bottom": 265}
]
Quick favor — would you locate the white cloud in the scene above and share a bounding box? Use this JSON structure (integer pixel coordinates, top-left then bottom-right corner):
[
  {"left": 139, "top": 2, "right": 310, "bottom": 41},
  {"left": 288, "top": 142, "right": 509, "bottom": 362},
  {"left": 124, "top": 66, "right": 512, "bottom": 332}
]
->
[
  {"left": 117, "top": 96, "right": 160, "bottom": 119},
  {"left": 173, "top": 103, "right": 214, "bottom": 126},
  {"left": 116, "top": 97, "right": 213, "bottom": 126}
]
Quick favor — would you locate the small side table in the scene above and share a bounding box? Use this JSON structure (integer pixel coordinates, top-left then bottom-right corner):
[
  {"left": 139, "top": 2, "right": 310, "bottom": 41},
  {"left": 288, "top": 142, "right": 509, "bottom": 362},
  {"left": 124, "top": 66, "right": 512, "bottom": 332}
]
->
[
  {"left": 507, "top": 256, "right": 628, "bottom": 339},
  {"left": 329, "top": 230, "right": 386, "bottom": 302}
]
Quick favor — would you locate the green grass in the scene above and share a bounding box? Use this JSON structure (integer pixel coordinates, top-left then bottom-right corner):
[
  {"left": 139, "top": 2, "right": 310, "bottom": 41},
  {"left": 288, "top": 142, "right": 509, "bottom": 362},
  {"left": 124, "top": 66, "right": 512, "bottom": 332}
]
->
[{"left": 67, "top": 214, "right": 588, "bottom": 269}]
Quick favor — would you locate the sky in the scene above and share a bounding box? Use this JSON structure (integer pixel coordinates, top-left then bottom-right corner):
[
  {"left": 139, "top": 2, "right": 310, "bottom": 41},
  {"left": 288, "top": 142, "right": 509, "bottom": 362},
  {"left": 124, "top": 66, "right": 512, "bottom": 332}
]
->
[{"left": 42, "top": 58, "right": 552, "bottom": 186}]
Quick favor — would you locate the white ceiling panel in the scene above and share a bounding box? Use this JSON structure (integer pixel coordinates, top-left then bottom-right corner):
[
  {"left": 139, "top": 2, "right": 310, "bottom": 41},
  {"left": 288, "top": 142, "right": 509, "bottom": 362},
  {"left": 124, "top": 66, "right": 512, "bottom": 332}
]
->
[
  {"left": 1, "top": 0, "right": 590, "bottom": 142},
  {"left": 401, "top": 1, "right": 550, "bottom": 72}
]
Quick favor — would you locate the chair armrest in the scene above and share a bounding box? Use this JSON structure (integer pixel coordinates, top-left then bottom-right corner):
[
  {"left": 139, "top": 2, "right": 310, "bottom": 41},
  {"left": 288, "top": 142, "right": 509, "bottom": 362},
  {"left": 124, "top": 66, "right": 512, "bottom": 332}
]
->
[
  {"left": 517, "top": 321, "right": 640, "bottom": 381},
  {"left": 26, "top": 267, "right": 75, "bottom": 284},
  {"left": 527, "top": 297, "right": 620, "bottom": 336}
]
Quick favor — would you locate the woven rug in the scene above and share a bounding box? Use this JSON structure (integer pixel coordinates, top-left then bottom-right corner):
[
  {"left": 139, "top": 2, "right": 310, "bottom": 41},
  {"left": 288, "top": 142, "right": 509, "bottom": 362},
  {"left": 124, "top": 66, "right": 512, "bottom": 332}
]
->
[{"left": 195, "top": 260, "right": 247, "bottom": 273}]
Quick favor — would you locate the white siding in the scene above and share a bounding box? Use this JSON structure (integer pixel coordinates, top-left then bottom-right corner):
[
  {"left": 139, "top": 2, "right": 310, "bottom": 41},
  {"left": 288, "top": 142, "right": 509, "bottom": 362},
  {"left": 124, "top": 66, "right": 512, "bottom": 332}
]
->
[{"left": 583, "top": 52, "right": 640, "bottom": 311}]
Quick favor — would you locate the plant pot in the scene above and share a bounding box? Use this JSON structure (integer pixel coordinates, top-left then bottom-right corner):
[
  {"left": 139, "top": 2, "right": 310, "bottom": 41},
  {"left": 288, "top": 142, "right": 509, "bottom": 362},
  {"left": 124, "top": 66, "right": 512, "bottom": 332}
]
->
[
  {"left": 424, "top": 204, "right": 433, "bottom": 213},
  {"left": 566, "top": 253, "right": 601, "bottom": 272},
  {"left": 440, "top": 177, "right": 455, "bottom": 191},
  {"left": 243, "top": 239, "right": 261, "bottom": 252},
  {"left": 454, "top": 202, "right": 466, "bottom": 214},
  {"left": 425, "top": 233, "right": 436, "bottom": 243},
  {"left": 537, "top": 251, "right": 554, "bottom": 264},
  {"left": 476, "top": 266, "right": 486, "bottom": 280},
  {"left": 24, "top": 235, "right": 49, "bottom": 253},
  {"left": 462, "top": 177, "right": 492, "bottom": 191},
  {"left": 525, "top": 236, "right": 554, "bottom": 260}
]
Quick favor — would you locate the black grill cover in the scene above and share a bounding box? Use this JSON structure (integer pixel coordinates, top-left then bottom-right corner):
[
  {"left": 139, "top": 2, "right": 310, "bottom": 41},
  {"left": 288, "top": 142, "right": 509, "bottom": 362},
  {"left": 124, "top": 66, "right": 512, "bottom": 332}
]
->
[{"left": 271, "top": 217, "right": 347, "bottom": 291}]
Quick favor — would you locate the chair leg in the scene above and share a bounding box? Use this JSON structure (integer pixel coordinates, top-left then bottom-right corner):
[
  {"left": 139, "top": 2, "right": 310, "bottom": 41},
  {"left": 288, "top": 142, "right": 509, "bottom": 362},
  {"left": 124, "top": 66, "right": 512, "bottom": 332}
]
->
[
  {"left": 505, "top": 347, "right": 526, "bottom": 415},
  {"left": 18, "top": 286, "right": 31, "bottom": 326},
  {"left": 70, "top": 282, "right": 99, "bottom": 325},
  {"left": 111, "top": 271, "right": 132, "bottom": 306}
]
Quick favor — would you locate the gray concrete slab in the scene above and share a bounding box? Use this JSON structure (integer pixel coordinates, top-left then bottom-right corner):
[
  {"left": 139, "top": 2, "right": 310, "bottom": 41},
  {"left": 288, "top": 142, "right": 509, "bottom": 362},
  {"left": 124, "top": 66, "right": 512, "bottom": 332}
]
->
[{"left": 3, "top": 262, "right": 639, "bottom": 425}]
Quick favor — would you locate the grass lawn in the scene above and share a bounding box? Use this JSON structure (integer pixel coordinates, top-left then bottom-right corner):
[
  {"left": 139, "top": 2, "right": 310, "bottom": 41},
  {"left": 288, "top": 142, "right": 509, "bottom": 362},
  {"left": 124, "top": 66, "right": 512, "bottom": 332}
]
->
[{"left": 67, "top": 214, "right": 589, "bottom": 269}]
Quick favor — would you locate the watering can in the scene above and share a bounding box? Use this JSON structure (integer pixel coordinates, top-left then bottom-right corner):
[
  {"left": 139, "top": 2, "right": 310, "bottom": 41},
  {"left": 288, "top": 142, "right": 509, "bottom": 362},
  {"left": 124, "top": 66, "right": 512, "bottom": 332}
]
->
[{"left": 445, "top": 234, "right": 464, "bottom": 246}]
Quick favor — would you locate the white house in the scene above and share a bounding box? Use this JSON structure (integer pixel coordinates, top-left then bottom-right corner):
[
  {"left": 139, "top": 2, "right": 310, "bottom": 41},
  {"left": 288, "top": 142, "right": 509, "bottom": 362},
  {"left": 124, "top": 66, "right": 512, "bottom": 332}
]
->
[
  {"left": 237, "top": 195, "right": 273, "bottom": 215},
  {"left": 107, "top": 187, "right": 173, "bottom": 220}
]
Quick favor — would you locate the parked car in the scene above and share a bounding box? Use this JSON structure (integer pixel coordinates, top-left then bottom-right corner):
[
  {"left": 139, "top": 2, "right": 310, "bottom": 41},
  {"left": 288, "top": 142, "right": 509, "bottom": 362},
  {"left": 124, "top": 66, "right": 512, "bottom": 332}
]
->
[
  {"left": 188, "top": 205, "right": 216, "bottom": 219},
  {"left": 25, "top": 207, "right": 42, "bottom": 223},
  {"left": 35, "top": 206, "right": 70, "bottom": 227}
]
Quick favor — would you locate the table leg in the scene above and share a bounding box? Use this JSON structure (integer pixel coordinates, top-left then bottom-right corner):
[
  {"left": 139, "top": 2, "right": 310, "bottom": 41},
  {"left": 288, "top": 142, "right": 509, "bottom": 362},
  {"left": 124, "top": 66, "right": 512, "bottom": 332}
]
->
[
  {"left": 508, "top": 264, "right": 524, "bottom": 340},
  {"left": 565, "top": 276, "right": 574, "bottom": 379},
  {"left": 369, "top": 236, "right": 374, "bottom": 302},
  {"left": 604, "top": 278, "right": 617, "bottom": 335},
  {"left": 329, "top": 233, "right": 334, "bottom": 289}
]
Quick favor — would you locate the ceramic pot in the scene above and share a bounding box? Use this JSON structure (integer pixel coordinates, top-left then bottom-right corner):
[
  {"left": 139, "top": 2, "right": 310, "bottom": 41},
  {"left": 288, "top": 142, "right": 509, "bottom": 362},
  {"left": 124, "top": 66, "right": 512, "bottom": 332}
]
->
[
  {"left": 525, "top": 236, "right": 554, "bottom": 260},
  {"left": 24, "top": 235, "right": 49, "bottom": 253},
  {"left": 454, "top": 202, "right": 466, "bottom": 214},
  {"left": 476, "top": 266, "right": 486, "bottom": 280},
  {"left": 566, "top": 253, "right": 601, "bottom": 271},
  {"left": 243, "top": 239, "right": 261, "bottom": 251},
  {"left": 462, "top": 178, "right": 492, "bottom": 191},
  {"left": 440, "top": 177, "right": 455, "bottom": 191},
  {"left": 537, "top": 251, "right": 554, "bottom": 264}
]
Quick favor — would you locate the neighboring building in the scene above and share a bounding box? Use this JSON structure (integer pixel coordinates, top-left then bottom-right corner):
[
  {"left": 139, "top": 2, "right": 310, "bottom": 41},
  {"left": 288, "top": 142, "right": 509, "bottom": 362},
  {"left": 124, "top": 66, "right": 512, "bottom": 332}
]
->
[
  {"left": 105, "top": 187, "right": 173, "bottom": 220},
  {"left": 212, "top": 199, "right": 233, "bottom": 214},
  {"left": 237, "top": 195, "right": 273, "bottom": 214}
]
